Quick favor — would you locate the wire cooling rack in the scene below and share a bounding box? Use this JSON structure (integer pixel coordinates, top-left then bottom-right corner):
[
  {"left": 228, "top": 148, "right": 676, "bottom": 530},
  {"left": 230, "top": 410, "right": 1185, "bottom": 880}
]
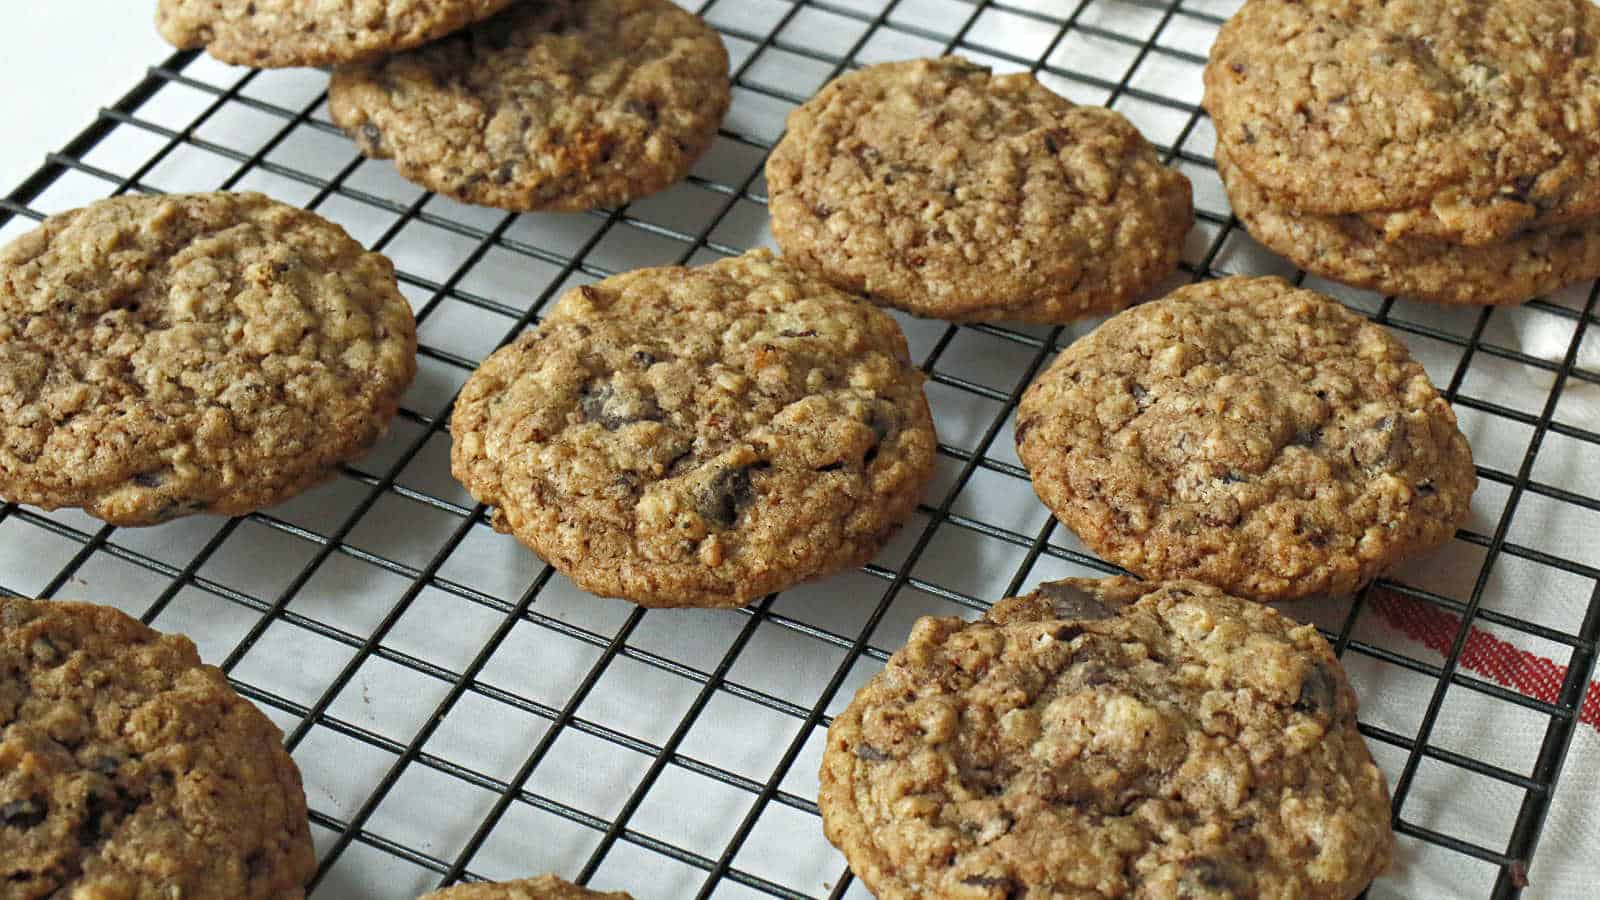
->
[{"left": 3, "top": 1, "right": 1599, "bottom": 898}]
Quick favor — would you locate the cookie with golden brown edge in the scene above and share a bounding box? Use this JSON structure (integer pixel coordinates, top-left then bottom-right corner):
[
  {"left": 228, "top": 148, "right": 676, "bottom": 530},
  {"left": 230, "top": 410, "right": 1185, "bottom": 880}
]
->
[
  {"left": 0, "top": 192, "right": 418, "bottom": 526},
  {"left": 1216, "top": 144, "right": 1600, "bottom": 305},
  {"left": 329, "top": 0, "right": 730, "bottom": 212},
  {"left": 449, "top": 250, "right": 937, "bottom": 608},
  {"left": 766, "top": 57, "right": 1192, "bottom": 323},
  {"left": 156, "top": 0, "right": 518, "bottom": 68},
  {"left": 1, "top": 597, "right": 315, "bottom": 898},
  {"left": 1015, "top": 276, "right": 1475, "bottom": 602},
  {"left": 421, "top": 875, "right": 631, "bottom": 899},
  {"left": 1203, "top": 0, "right": 1600, "bottom": 247},
  {"left": 820, "top": 577, "right": 1395, "bottom": 900}
]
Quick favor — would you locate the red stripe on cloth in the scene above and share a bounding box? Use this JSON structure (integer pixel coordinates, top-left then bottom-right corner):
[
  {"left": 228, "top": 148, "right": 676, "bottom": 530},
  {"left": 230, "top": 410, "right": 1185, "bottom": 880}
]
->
[{"left": 1367, "top": 589, "right": 1600, "bottom": 730}]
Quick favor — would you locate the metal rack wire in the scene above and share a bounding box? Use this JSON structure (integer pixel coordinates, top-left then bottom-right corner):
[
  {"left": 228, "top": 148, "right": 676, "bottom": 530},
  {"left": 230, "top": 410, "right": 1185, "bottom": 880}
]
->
[{"left": 2, "top": 1, "right": 1597, "bottom": 898}]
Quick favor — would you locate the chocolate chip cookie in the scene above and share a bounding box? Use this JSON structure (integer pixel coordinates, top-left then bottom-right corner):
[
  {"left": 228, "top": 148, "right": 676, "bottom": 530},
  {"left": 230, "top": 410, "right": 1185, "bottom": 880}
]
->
[
  {"left": 1015, "top": 276, "right": 1475, "bottom": 602},
  {"left": 820, "top": 577, "right": 1395, "bottom": 900},
  {"left": 450, "top": 250, "right": 937, "bottom": 608},
  {"left": 329, "top": 0, "right": 730, "bottom": 212},
  {"left": 1, "top": 597, "right": 316, "bottom": 898},
  {"left": 1217, "top": 145, "right": 1600, "bottom": 305},
  {"left": 1204, "top": 0, "right": 1600, "bottom": 247},
  {"left": 422, "top": 875, "right": 631, "bottom": 899},
  {"left": 766, "top": 57, "right": 1192, "bottom": 323},
  {"left": 156, "top": 0, "right": 517, "bottom": 68},
  {"left": 0, "top": 192, "right": 418, "bottom": 526}
]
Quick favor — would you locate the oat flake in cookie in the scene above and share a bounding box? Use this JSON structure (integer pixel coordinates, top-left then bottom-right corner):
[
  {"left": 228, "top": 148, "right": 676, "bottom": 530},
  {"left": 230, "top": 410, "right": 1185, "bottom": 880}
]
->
[
  {"left": 156, "top": 0, "right": 518, "bottom": 68},
  {"left": 449, "top": 250, "right": 937, "bottom": 609},
  {"left": 820, "top": 577, "right": 1395, "bottom": 900},
  {"left": 422, "top": 875, "right": 632, "bottom": 899},
  {"left": 1204, "top": 0, "right": 1600, "bottom": 247},
  {"left": 329, "top": 0, "right": 731, "bottom": 213},
  {"left": 0, "top": 192, "right": 418, "bottom": 527},
  {"left": 1016, "top": 276, "right": 1475, "bottom": 602},
  {"left": 766, "top": 57, "right": 1192, "bottom": 323},
  {"left": 0, "top": 597, "right": 316, "bottom": 898}
]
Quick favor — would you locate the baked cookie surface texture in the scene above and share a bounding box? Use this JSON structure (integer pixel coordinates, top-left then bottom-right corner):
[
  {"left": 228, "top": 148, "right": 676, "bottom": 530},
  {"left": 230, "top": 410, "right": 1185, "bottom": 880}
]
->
[
  {"left": 767, "top": 57, "right": 1192, "bottom": 323},
  {"left": 820, "top": 577, "right": 1396, "bottom": 900},
  {"left": 0, "top": 192, "right": 418, "bottom": 526},
  {"left": 449, "top": 249, "right": 937, "bottom": 608},
  {"left": 0, "top": 597, "right": 316, "bottom": 898},
  {"left": 330, "top": 0, "right": 731, "bottom": 212},
  {"left": 1015, "top": 276, "right": 1475, "bottom": 601}
]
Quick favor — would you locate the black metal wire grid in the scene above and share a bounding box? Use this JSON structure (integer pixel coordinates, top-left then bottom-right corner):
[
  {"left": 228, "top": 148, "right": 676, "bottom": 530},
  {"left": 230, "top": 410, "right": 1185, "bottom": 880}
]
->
[{"left": 2, "top": 0, "right": 1598, "bottom": 897}]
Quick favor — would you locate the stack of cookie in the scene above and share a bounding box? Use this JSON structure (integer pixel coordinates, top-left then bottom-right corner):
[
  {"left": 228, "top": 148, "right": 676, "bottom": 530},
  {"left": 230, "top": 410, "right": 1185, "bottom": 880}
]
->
[
  {"left": 1203, "top": 0, "right": 1600, "bottom": 305},
  {"left": 157, "top": 0, "right": 733, "bottom": 213}
]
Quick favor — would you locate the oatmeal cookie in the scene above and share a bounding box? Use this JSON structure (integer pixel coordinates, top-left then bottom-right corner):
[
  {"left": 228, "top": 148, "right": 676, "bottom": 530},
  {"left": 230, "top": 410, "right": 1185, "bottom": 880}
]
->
[
  {"left": 0, "top": 597, "right": 316, "bottom": 898},
  {"left": 449, "top": 250, "right": 936, "bottom": 608},
  {"left": 767, "top": 57, "right": 1192, "bottom": 323},
  {"left": 0, "top": 192, "right": 417, "bottom": 526},
  {"left": 1015, "top": 276, "right": 1475, "bottom": 601},
  {"left": 820, "top": 577, "right": 1395, "bottom": 899},
  {"left": 329, "top": 0, "right": 730, "bottom": 212}
]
